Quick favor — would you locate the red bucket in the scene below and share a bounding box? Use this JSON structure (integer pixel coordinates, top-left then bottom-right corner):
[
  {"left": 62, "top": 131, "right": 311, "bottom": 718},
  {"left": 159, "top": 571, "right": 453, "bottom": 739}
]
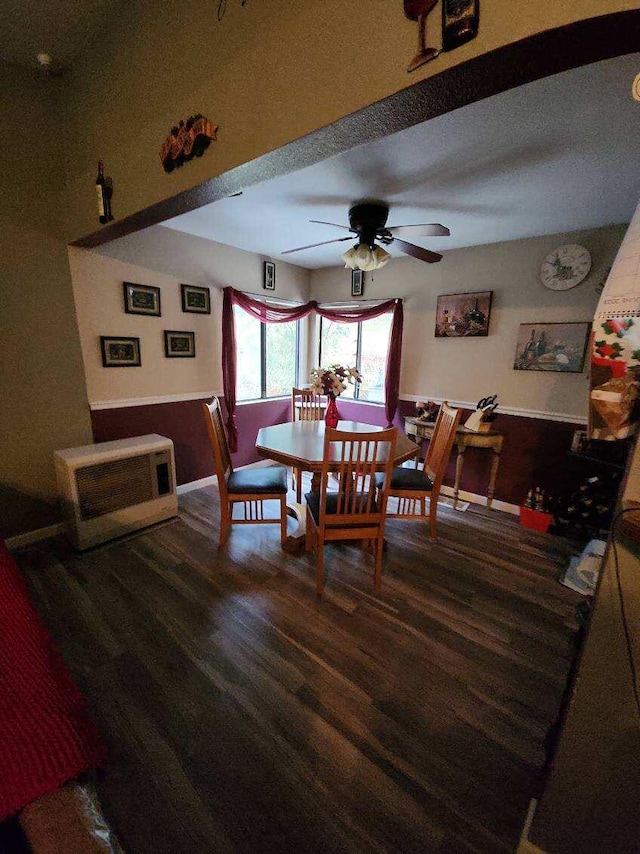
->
[{"left": 520, "top": 506, "right": 553, "bottom": 533}]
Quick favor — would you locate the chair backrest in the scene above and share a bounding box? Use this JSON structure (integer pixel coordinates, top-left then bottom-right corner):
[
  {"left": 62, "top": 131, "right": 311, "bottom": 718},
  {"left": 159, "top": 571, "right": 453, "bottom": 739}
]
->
[
  {"left": 319, "top": 427, "right": 397, "bottom": 524},
  {"left": 202, "top": 398, "right": 233, "bottom": 495},
  {"left": 292, "top": 387, "right": 324, "bottom": 421},
  {"left": 424, "top": 401, "right": 461, "bottom": 489}
]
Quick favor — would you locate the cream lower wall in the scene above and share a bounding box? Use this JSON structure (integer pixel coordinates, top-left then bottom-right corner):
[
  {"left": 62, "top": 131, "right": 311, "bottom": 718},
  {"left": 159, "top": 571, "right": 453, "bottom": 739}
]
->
[
  {"left": 310, "top": 224, "right": 626, "bottom": 419},
  {"left": 70, "top": 229, "right": 311, "bottom": 404}
]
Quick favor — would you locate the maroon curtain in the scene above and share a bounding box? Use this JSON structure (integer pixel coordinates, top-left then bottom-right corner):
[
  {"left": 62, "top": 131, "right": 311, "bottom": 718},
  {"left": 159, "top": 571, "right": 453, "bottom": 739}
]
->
[{"left": 221, "top": 287, "right": 404, "bottom": 450}]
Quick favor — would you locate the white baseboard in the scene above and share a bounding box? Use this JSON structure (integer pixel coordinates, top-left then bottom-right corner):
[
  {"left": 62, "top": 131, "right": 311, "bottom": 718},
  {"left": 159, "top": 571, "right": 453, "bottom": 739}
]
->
[
  {"left": 516, "top": 799, "right": 547, "bottom": 854},
  {"left": 5, "top": 522, "right": 66, "bottom": 551},
  {"left": 439, "top": 485, "right": 520, "bottom": 516}
]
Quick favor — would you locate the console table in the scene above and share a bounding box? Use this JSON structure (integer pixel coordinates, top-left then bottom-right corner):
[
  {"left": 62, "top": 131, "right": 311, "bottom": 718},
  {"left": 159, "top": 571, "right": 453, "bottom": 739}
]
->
[{"left": 404, "top": 416, "right": 504, "bottom": 509}]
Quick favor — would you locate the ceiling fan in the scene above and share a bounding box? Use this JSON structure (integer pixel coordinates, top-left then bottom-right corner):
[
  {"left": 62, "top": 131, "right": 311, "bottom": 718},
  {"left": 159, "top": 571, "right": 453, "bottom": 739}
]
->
[{"left": 281, "top": 202, "right": 450, "bottom": 270}]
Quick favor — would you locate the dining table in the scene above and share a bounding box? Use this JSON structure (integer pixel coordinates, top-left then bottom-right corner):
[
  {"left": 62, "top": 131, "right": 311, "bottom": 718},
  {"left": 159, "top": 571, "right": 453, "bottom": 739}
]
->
[{"left": 255, "top": 419, "right": 417, "bottom": 552}]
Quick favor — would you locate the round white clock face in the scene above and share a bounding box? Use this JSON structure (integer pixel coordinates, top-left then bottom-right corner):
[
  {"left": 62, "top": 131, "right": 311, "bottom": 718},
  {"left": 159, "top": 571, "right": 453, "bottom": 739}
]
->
[{"left": 540, "top": 244, "right": 592, "bottom": 290}]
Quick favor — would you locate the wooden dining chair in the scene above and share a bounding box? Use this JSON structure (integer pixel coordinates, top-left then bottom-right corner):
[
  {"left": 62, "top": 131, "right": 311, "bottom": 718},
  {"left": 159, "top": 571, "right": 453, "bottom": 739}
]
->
[
  {"left": 305, "top": 426, "right": 397, "bottom": 596},
  {"left": 376, "top": 401, "right": 461, "bottom": 540},
  {"left": 202, "top": 397, "right": 288, "bottom": 546},
  {"left": 291, "top": 386, "right": 324, "bottom": 502}
]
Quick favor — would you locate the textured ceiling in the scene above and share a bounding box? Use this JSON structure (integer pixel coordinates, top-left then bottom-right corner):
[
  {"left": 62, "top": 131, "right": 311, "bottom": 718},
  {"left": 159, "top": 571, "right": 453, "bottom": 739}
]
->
[{"left": 163, "top": 55, "right": 640, "bottom": 269}]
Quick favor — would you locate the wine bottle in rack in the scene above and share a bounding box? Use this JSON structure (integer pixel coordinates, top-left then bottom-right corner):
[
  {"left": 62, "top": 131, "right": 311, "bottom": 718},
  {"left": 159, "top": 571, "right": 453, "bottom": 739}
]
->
[
  {"left": 96, "top": 160, "right": 108, "bottom": 224},
  {"left": 442, "top": 0, "right": 479, "bottom": 52}
]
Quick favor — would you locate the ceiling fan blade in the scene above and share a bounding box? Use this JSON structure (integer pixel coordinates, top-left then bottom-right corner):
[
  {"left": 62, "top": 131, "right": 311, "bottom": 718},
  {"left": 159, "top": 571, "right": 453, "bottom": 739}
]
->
[
  {"left": 309, "top": 220, "right": 352, "bottom": 231},
  {"left": 281, "top": 236, "right": 354, "bottom": 255},
  {"left": 389, "top": 223, "right": 450, "bottom": 236},
  {"left": 393, "top": 238, "right": 443, "bottom": 263}
]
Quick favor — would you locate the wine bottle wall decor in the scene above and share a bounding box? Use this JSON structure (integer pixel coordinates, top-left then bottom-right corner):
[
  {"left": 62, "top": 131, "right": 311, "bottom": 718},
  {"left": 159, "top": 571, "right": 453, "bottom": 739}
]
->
[
  {"left": 95, "top": 160, "right": 114, "bottom": 223},
  {"left": 442, "top": 0, "right": 479, "bottom": 52}
]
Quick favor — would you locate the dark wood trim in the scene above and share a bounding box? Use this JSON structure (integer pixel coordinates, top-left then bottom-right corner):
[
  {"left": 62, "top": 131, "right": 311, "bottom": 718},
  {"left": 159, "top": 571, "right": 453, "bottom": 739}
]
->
[{"left": 72, "top": 11, "right": 640, "bottom": 250}]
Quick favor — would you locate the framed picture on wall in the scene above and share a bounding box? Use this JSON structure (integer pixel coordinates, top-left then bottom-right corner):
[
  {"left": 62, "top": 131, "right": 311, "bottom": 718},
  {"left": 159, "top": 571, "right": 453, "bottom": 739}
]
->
[
  {"left": 435, "top": 291, "right": 492, "bottom": 337},
  {"left": 181, "top": 284, "right": 211, "bottom": 314},
  {"left": 351, "top": 269, "right": 363, "bottom": 298},
  {"left": 513, "top": 322, "right": 590, "bottom": 372},
  {"left": 100, "top": 336, "right": 141, "bottom": 367},
  {"left": 123, "top": 282, "right": 161, "bottom": 316},
  {"left": 164, "top": 330, "right": 196, "bottom": 358},
  {"left": 263, "top": 261, "right": 276, "bottom": 290}
]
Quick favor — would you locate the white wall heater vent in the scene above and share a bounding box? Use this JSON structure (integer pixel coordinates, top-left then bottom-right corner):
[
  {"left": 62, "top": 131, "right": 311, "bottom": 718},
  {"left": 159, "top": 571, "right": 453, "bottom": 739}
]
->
[{"left": 54, "top": 434, "right": 178, "bottom": 549}]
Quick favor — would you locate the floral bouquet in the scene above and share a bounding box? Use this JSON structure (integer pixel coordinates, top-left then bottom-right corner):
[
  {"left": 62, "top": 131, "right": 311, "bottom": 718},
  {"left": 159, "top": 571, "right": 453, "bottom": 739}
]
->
[{"left": 309, "top": 364, "right": 362, "bottom": 398}]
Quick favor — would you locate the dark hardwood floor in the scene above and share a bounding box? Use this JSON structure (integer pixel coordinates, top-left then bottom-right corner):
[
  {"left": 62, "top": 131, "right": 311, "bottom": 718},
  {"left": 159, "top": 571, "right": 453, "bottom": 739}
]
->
[{"left": 15, "top": 481, "right": 582, "bottom": 853}]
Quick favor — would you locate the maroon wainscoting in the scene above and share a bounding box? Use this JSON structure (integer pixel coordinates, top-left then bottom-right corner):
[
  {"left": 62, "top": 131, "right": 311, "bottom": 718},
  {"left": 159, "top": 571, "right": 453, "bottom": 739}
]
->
[
  {"left": 91, "top": 395, "right": 583, "bottom": 504},
  {"left": 90, "top": 396, "right": 292, "bottom": 486},
  {"left": 397, "top": 399, "right": 582, "bottom": 506}
]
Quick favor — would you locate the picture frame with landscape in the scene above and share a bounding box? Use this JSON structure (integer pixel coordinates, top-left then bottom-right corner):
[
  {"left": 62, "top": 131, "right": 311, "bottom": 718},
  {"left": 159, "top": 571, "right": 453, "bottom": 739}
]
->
[
  {"left": 123, "top": 281, "right": 161, "bottom": 316},
  {"left": 513, "top": 322, "right": 590, "bottom": 372},
  {"left": 100, "top": 336, "right": 141, "bottom": 367},
  {"left": 164, "top": 330, "right": 196, "bottom": 358},
  {"left": 181, "top": 284, "right": 211, "bottom": 314}
]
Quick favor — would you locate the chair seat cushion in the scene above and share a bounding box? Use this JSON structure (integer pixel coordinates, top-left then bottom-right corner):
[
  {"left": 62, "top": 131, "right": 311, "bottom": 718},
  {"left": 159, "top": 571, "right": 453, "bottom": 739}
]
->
[
  {"left": 227, "top": 466, "right": 287, "bottom": 495},
  {"left": 305, "top": 491, "right": 378, "bottom": 523},
  {"left": 374, "top": 467, "right": 434, "bottom": 491}
]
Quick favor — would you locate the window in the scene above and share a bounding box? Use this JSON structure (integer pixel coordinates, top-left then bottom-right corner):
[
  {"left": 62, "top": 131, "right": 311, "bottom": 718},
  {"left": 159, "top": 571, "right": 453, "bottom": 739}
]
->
[
  {"left": 234, "top": 306, "right": 299, "bottom": 401},
  {"left": 318, "top": 312, "right": 392, "bottom": 403}
]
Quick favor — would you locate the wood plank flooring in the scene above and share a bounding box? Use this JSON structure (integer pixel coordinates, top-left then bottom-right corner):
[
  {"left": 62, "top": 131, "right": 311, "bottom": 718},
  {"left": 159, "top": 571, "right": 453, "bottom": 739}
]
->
[{"left": 14, "top": 480, "right": 582, "bottom": 853}]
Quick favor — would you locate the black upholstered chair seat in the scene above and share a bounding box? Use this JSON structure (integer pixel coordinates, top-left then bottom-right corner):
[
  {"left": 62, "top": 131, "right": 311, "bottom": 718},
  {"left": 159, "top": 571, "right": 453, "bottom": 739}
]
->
[
  {"left": 227, "top": 466, "right": 288, "bottom": 494},
  {"left": 305, "top": 491, "right": 378, "bottom": 523},
  {"left": 374, "top": 467, "right": 434, "bottom": 491}
]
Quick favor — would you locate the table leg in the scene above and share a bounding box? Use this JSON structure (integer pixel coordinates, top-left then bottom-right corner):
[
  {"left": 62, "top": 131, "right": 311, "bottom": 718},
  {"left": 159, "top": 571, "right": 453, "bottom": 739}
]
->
[
  {"left": 454, "top": 444, "right": 465, "bottom": 510},
  {"left": 487, "top": 446, "right": 502, "bottom": 509}
]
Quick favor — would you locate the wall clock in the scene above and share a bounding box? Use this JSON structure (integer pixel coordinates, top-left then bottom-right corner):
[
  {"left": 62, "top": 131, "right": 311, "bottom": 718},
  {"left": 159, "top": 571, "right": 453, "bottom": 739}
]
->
[{"left": 540, "top": 244, "right": 592, "bottom": 290}]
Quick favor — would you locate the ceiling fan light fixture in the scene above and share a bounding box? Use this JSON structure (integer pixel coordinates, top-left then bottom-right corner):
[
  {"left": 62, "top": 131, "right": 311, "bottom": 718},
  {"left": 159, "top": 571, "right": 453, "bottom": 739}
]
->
[
  {"left": 342, "top": 242, "right": 391, "bottom": 271},
  {"left": 342, "top": 246, "right": 358, "bottom": 269}
]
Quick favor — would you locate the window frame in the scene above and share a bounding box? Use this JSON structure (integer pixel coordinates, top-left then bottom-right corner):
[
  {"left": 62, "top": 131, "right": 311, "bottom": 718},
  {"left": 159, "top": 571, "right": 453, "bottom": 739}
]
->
[
  {"left": 234, "top": 300, "right": 301, "bottom": 402},
  {"left": 318, "top": 313, "right": 388, "bottom": 404}
]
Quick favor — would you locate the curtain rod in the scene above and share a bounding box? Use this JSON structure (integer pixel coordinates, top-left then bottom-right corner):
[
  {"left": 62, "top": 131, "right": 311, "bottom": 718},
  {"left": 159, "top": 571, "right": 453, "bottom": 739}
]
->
[{"left": 218, "top": 287, "right": 401, "bottom": 309}]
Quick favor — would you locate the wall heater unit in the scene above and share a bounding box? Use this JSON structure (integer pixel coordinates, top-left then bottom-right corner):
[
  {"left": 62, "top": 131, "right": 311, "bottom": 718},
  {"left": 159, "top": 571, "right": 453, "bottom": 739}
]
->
[{"left": 54, "top": 434, "right": 178, "bottom": 550}]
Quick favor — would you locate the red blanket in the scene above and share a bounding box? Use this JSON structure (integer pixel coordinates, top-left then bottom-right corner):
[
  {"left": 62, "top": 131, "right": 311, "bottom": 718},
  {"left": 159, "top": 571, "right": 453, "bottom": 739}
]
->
[{"left": 0, "top": 542, "right": 104, "bottom": 820}]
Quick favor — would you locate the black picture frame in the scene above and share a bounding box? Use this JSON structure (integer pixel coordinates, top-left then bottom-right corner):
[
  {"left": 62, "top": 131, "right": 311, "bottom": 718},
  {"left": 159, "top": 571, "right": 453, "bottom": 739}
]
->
[
  {"left": 164, "top": 330, "right": 196, "bottom": 358},
  {"left": 513, "top": 322, "right": 590, "bottom": 373},
  {"left": 123, "top": 281, "right": 161, "bottom": 316},
  {"left": 263, "top": 261, "right": 276, "bottom": 290},
  {"left": 100, "top": 336, "right": 141, "bottom": 367},
  {"left": 351, "top": 269, "right": 363, "bottom": 297},
  {"left": 434, "top": 290, "right": 493, "bottom": 337},
  {"left": 181, "top": 283, "right": 211, "bottom": 314}
]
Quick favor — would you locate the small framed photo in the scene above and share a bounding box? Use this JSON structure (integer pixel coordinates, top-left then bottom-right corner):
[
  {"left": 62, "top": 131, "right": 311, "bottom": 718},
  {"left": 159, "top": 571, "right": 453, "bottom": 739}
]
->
[
  {"left": 164, "top": 330, "right": 196, "bottom": 358},
  {"left": 351, "top": 269, "right": 363, "bottom": 298},
  {"left": 263, "top": 261, "right": 276, "bottom": 290},
  {"left": 181, "top": 284, "right": 211, "bottom": 314},
  {"left": 123, "top": 282, "right": 161, "bottom": 316},
  {"left": 100, "top": 336, "right": 141, "bottom": 367},
  {"left": 514, "top": 322, "right": 590, "bottom": 373}
]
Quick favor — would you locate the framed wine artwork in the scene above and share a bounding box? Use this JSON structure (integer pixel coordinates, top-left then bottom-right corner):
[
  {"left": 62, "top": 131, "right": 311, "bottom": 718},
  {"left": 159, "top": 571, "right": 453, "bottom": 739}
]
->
[
  {"left": 513, "top": 322, "right": 590, "bottom": 373},
  {"left": 263, "top": 261, "right": 276, "bottom": 290},
  {"left": 435, "top": 291, "right": 492, "bottom": 337},
  {"left": 351, "top": 269, "right": 363, "bottom": 298}
]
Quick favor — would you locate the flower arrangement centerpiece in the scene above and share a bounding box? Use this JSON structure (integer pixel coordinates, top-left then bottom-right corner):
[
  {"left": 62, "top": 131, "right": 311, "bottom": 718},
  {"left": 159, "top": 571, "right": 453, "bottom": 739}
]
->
[{"left": 309, "top": 364, "right": 362, "bottom": 427}]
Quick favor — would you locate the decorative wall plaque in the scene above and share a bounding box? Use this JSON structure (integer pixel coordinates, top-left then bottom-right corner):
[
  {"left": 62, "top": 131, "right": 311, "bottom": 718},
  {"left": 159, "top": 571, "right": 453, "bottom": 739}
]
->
[{"left": 160, "top": 115, "right": 218, "bottom": 173}]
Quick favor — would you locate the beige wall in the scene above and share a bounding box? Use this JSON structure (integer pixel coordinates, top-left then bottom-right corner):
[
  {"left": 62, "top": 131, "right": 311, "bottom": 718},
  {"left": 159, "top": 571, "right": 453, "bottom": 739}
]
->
[
  {"left": 0, "top": 65, "right": 92, "bottom": 539},
  {"left": 3, "top": 5, "right": 635, "bottom": 537},
  {"left": 57, "top": 0, "right": 636, "bottom": 242},
  {"left": 310, "top": 224, "right": 626, "bottom": 419},
  {"left": 71, "top": 228, "right": 310, "bottom": 404}
]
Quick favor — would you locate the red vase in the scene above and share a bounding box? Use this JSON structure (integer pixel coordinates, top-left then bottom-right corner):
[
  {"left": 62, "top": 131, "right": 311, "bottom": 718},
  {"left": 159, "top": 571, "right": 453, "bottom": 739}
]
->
[{"left": 324, "top": 394, "right": 340, "bottom": 429}]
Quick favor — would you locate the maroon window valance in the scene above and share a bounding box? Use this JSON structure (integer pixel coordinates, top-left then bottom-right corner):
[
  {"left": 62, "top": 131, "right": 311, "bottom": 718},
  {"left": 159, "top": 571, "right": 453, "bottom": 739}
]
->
[{"left": 221, "top": 287, "right": 404, "bottom": 451}]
